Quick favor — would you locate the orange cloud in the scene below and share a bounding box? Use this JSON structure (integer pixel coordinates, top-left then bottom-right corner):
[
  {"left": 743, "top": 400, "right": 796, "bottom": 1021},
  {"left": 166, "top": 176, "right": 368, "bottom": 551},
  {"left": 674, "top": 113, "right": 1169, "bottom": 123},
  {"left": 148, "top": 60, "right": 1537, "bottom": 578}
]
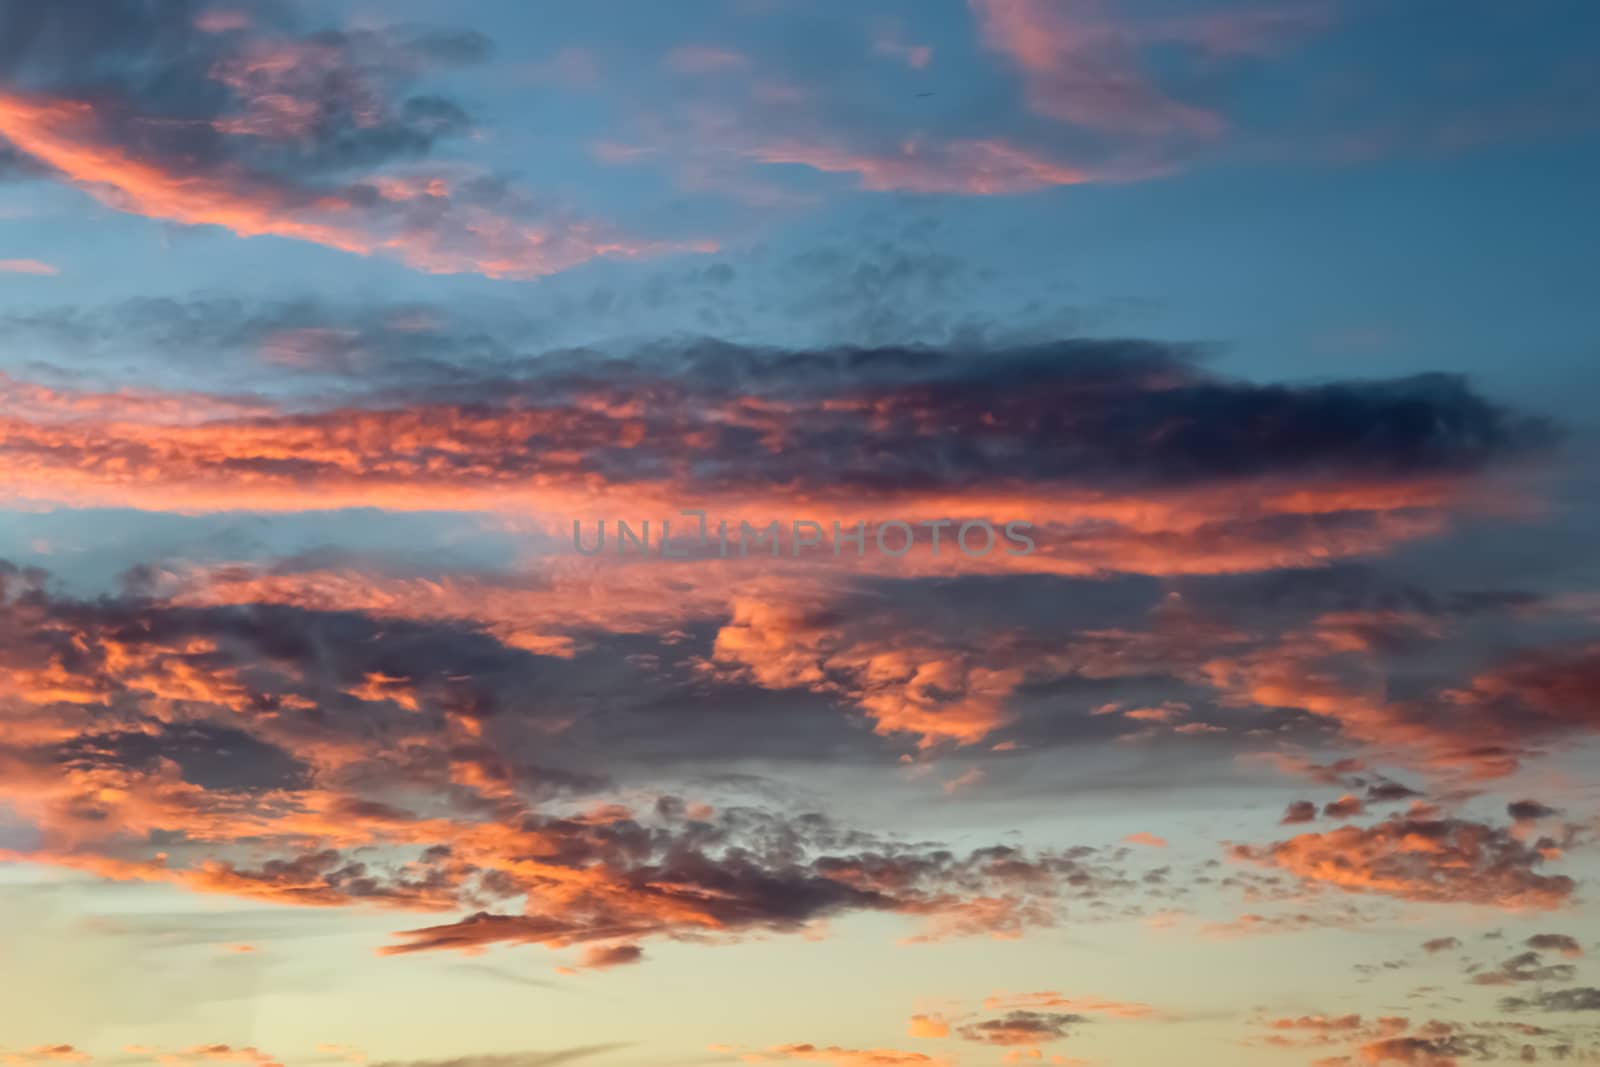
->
[
  {"left": 0, "top": 564, "right": 1128, "bottom": 954},
  {"left": 1274, "top": 1014, "right": 1365, "bottom": 1032},
  {"left": 747, "top": 1045, "right": 950, "bottom": 1067},
  {"left": 710, "top": 595, "right": 1027, "bottom": 747},
  {"left": 1229, "top": 814, "right": 1575, "bottom": 910},
  {"left": 1203, "top": 616, "right": 1600, "bottom": 779},
  {"left": 571, "top": 943, "right": 646, "bottom": 970},
  {"left": 0, "top": 1048, "right": 91, "bottom": 1065},
  {"left": 1121, "top": 833, "right": 1167, "bottom": 849},
  {"left": 121, "top": 1047, "right": 282, "bottom": 1067},
  {"left": 0, "top": 344, "right": 1528, "bottom": 596},
  {"left": 0, "top": 92, "right": 711, "bottom": 279},
  {"left": 1248, "top": 1013, "right": 1571, "bottom": 1066}
]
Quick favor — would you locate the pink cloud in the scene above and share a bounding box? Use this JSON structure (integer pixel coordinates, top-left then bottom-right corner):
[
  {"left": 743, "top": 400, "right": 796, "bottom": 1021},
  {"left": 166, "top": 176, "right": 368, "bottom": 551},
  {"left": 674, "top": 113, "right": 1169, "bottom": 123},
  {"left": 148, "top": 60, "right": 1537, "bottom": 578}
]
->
[
  {"left": 0, "top": 258, "right": 57, "bottom": 275},
  {"left": 746, "top": 137, "right": 1102, "bottom": 195},
  {"left": 968, "top": 0, "right": 1225, "bottom": 137}
]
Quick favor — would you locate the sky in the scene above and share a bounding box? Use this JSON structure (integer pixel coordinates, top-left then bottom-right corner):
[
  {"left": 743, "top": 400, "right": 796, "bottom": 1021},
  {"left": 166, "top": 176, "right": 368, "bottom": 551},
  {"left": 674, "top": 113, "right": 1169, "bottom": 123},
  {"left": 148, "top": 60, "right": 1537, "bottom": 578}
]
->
[{"left": 2, "top": 1, "right": 1600, "bottom": 1065}]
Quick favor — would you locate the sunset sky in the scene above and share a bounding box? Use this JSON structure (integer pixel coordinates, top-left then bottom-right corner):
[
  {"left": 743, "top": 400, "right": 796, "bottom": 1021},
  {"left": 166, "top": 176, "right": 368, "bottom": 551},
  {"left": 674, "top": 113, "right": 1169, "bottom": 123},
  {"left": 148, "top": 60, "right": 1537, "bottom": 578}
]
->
[{"left": 3, "top": 2, "right": 1600, "bottom": 1065}]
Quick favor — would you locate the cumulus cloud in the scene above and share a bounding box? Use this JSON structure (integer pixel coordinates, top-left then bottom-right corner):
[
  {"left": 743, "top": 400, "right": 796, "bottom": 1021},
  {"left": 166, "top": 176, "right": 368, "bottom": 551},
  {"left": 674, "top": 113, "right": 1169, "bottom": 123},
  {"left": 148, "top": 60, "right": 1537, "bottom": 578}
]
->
[
  {"left": 1229, "top": 814, "right": 1575, "bottom": 909},
  {"left": 1281, "top": 800, "right": 1319, "bottom": 825}
]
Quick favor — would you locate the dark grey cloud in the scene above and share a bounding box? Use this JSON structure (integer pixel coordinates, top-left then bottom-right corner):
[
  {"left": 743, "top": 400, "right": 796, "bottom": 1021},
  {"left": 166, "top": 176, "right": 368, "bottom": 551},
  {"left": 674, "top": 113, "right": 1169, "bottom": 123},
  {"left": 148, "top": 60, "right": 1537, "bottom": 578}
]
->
[
  {"left": 957, "top": 1010, "right": 1087, "bottom": 1045},
  {"left": 1363, "top": 1035, "right": 1496, "bottom": 1063},
  {"left": 1509, "top": 799, "right": 1561, "bottom": 822},
  {"left": 2, "top": 558, "right": 1167, "bottom": 956},
  {"left": 1365, "top": 779, "right": 1422, "bottom": 803},
  {"left": 377, "top": 832, "right": 1135, "bottom": 954},
  {"left": 0, "top": 1, "right": 650, "bottom": 281},
  {"left": 0, "top": 0, "right": 486, "bottom": 178},
  {"left": 0, "top": 138, "right": 47, "bottom": 179},
  {"left": 0, "top": 331, "right": 1558, "bottom": 499},
  {"left": 1526, "top": 933, "right": 1584, "bottom": 957},
  {"left": 1281, "top": 800, "right": 1319, "bottom": 824},
  {"left": 1502, "top": 988, "right": 1600, "bottom": 1013},
  {"left": 53, "top": 722, "right": 309, "bottom": 793},
  {"left": 1471, "top": 950, "right": 1577, "bottom": 986}
]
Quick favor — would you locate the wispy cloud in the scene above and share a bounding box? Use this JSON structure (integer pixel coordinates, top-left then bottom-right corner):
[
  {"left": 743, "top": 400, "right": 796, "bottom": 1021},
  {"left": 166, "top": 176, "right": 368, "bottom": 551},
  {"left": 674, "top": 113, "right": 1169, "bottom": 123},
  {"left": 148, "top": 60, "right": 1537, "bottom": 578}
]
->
[{"left": 0, "top": 257, "right": 56, "bottom": 274}]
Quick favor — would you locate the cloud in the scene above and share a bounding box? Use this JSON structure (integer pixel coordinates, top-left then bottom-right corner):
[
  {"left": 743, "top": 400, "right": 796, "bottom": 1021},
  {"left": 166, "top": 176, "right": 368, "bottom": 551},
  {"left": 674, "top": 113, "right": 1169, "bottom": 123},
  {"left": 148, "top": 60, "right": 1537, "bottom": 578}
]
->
[
  {"left": 599, "top": 18, "right": 1172, "bottom": 199},
  {"left": 1470, "top": 950, "right": 1576, "bottom": 986},
  {"left": 1322, "top": 794, "right": 1366, "bottom": 819},
  {"left": 968, "top": 0, "right": 1333, "bottom": 151},
  {"left": 0, "top": 340, "right": 1550, "bottom": 580},
  {"left": 1248, "top": 1013, "right": 1588, "bottom": 1065},
  {"left": 0, "top": 561, "right": 1150, "bottom": 957},
  {"left": 1281, "top": 801, "right": 1319, "bottom": 825},
  {"left": 569, "top": 943, "right": 645, "bottom": 970},
  {"left": 981, "top": 992, "right": 1156, "bottom": 1021},
  {"left": 0, "top": 139, "right": 50, "bottom": 179},
  {"left": 1525, "top": 933, "right": 1583, "bottom": 958},
  {"left": 1500, "top": 987, "right": 1600, "bottom": 1014},
  {"left": 956, "top": 1011, "right": 1084, "bottom": 1046},
  {"left": 740, "top": 1046, "right": 950, "bottom": 1067},
  {"left": 969, "top": 0, "right": 1226, "bottom": 137},
  {"left": 1200, "top": 608, "right": 1600, "bottom": 780},
  {"left": 898, "top": 992, "right": 1159, "bottom": 1062},
  {"left": 378, "top": 837, "right": 1124, "bottom": 954},
  {"left": 1264, "top": 1013, "right": 1366, "bottom": 1035},
  {"left": 1508, "top": 800, "right": 1560, "bottom": 823},
  {"left": 0, "top": 2, "right": 709, "bottom": 278},
  {"left": 1357, "top": 1034, "right": 1488, "bottom": 1066},
  {"left": 121, "top": 1046, "right": 282, "bottom": 1067},
  {"left": 708, "top": 594, "right": 1032, "bottom": 747},
  {"left": 3, "top": 4, "right": 1600, "bottom": 1062},
  {"left": 0, "top": 1048, "right": 92, "bottom": 1064},
  {"left": 0, "top": 258, "right": 55, "bottom": 274},
  {"left": 740, "top": 137, "right": 1105, "bottom": 195},
  {"left": 1122, "top": 832, "right": 1166, "bottom": 849},
  {"left": 1365, "top": 780, "right": 1421, "bottom": 804},
  {"left": 1437, "top": 644, "right": 1600, "bottom": 753},
  {"left": 1229, "top": 814, "right": 1576, "bottom": 909}
]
